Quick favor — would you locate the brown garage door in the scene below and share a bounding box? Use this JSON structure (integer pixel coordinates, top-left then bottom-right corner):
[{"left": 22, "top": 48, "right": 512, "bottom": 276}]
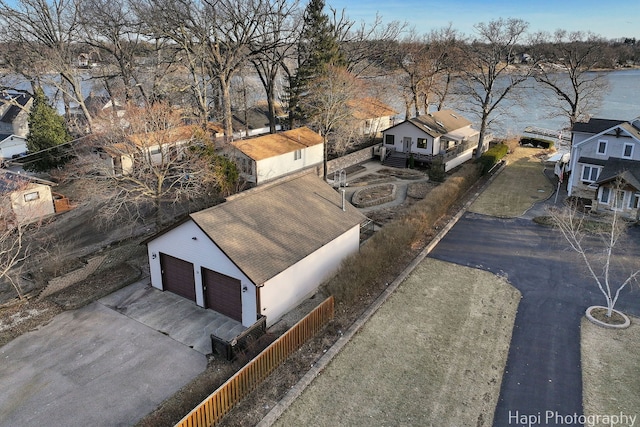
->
[
  {"left": 202, "top": 268, "right": 242, "bottom": 322},
  {"left": 160, "top": 253, "right": 196, "bottom": 302}
]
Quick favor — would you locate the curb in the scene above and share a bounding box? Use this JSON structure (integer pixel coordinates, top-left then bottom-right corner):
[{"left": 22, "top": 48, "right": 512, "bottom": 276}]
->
[{"left": 257, "top": 164, "right": 506, "bottom": 426}]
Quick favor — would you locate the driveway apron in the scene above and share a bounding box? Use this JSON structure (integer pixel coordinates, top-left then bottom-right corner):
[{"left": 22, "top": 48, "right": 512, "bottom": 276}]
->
[{"left": 429, "top": 212, "right": 640, "bottom": 427}]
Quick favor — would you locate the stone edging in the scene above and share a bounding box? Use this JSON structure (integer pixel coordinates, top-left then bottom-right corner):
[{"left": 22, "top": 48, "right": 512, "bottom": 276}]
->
[
  {"left": 585, "top": 305, "right": 631, "bottom": 329},
  {"left": 256, "top": 163, "right": 507, "bottom": 426},
  {"left": 351, "top": 184, "right": 397, "bottom": 208}
]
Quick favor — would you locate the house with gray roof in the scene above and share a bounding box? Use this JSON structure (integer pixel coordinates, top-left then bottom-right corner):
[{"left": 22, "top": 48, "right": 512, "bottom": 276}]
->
[
  {"left": 381, "top": 109, "right": 482, "bottom": 171},
  {"left": 145, "top": 171, "right": 366, "bottom": 329},
  {"left": 567, "top": 116, "right": 640, "bottom": 218},
  {"left": 0, "top": 92, "right": 32, "bottom": 138}
]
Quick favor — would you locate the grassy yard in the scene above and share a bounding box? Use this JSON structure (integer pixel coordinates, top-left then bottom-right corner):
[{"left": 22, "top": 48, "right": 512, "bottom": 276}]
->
[
  {"left": 581, "top": 317, "right": 640, "bottom": 423},
  {"left": 274, "top": 258, "right": 521, "bottom": 427},
  {"left": 469, "top": 147, "right": 554, "bottom": 217}
]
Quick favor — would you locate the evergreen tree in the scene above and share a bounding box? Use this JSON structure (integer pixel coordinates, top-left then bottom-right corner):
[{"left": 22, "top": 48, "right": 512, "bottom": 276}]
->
[
  {"left": 286, "top": 0, "right": 345, "bottom": 127},
  {"left": 25, "top": 88, "right": 72, "bottom": 172}
]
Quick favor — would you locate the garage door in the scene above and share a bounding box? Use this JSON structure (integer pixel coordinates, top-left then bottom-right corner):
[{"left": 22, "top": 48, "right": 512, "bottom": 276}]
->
[
  {"left": 202, "top": 268, "right": 242, "bottom": 322},
  {"left": 160, "top": 253, "right": 196, "bottom": 302}
]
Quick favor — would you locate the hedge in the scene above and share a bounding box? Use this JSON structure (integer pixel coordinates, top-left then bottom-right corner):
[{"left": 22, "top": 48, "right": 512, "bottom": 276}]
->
[
  {"left": 477, "top": 143, "right": 509, "bottom": 175},
  {"left": 322, "top": 162, "right": 482, "bottom": 304}
]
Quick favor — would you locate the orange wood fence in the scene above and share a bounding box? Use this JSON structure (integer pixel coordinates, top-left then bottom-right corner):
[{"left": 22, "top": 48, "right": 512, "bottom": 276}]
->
[{"left": 175, "top": 295, "right": 335, "bottom": 427}]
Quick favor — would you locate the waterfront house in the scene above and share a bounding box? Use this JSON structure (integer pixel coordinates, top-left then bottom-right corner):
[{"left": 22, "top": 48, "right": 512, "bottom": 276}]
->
[
  {"left": 567, "top": 117, "right": 640, "bottom": 218},
  {"left": 381, "top": 109, "right": 482, "bottom": 171}
]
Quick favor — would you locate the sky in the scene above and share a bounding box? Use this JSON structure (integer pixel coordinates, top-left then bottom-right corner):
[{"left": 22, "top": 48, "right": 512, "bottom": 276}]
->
[{"left": 326, "top": 0, "right": 640, "bottom": 40}]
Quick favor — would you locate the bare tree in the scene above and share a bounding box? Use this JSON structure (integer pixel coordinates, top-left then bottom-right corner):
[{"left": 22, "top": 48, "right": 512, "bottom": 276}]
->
[
  {"left": 76, "top": 0, "right": 151, "bottom": 105},
  {"left": 548, "top": 190, "right": 640, "bottom": 318},
  {"left": 299, "top": 65, "right": 364, "bottom": 179},
  {"left": 249, "top": 0, "right": 299, "bottom": 134},
  {"left": 456, "top": 18, "right": 533, "bottom": 158},
  {"left": 0, "top": 175, "right": 45, "bottom": 300},
  {"left": 65, "top": 102, "right": 223, "bottom": 229},
  {"left": 531, "top": 30, "right": 610, "bottom": 128},
  {"left": 0, "top": 0, "right": 96, "bottom": 133},
  {"left": 139, "top": 0, "right": 272, "bottom": 141}
]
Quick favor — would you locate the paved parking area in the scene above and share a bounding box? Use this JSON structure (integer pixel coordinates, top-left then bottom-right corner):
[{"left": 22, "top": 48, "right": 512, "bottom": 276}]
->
[{"left": 0, "top": 280, "right": 231, "bottom": 427}]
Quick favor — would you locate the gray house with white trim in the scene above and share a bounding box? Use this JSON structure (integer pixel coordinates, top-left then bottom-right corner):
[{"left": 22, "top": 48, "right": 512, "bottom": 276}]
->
[{"left": 567, "top": 117, "right": 640, "bottom": 218}]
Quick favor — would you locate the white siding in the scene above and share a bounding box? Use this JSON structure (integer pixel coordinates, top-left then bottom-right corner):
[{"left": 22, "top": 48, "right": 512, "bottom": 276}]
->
[
  {"left": 444, "top": 147, "right": 475, "bottom": 172},
  {"left": 0, "top": 135, "right": 27, "bottom": 159},
  {"left": 260, "top": 224, "right": 360, "bottom": 327},
  {"left": 147, "top": 220, "right": 258, "bottom": 327},
  {"left": 383, "top": 122, "right": 437, "bottom": 155},
  {"left": 10, "top": 184, "right": 55, "bottom": 224},
  {"left": 255, "top": 144, "right": 323, "bottom": 184}
]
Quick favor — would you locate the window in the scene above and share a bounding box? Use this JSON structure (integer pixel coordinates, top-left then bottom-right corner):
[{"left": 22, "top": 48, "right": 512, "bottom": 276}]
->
[
  {"left": 417, "top": 138, "right": 427, "bottom": 149},
  {"left": 24, "top": 191, "right": 40, "bottom": 202},
  {"left": 294, "top": 149, "right": 302, "bottom": 160},
  {"left": 385, "top": 134, "right": 395, "bottom": 145},
  {"left": 630, "top": 193, "right": 640, "bottom": 209},
  {"left": 600, "top": 187, "right": 610, "bottom": 204},
  {"left": 623, "top": 143, "right": 634, "bottom": 159},
  {"left": 597, "top": 140, "right": 607, "bottom": 155},
  {"left": 581, "top": 165, "right": 600, "bottom": 183}
]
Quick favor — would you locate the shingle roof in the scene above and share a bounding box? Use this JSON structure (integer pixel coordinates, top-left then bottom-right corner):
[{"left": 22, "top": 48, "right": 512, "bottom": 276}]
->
[
  {"left": 406, "top": 110, "right": 472, "bottom": 138},
  {"left": 189, "top": 171, "right": 366, "bottom": 285},
  {"left": 572, "top": 118, "right": 626, "bottom": 134},
  {"left": 0, "top": 93, "right": 31, "bottom": 124},
  {"left": 347, "top": 97, "right": 397, "bottom": 120},
  {"left": 231, "top": 127, "right": 323, "bottom": 161},
  {"left": 0, "top": 171, "right": 54, "bottom": 194},
  {"left": 595, "top": 157, "right": 640, "bottom": 189}
]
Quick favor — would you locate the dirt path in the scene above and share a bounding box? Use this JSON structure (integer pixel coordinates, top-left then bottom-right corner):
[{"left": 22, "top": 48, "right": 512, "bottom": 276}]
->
[{"left": 270, "top": 258, "right": 520, "bottom": 426}]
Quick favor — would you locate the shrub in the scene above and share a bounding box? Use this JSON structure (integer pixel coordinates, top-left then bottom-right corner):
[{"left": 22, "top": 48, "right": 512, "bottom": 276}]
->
[
  {"left": 477, "top": 143, "right": 509, "bottom": 174},
  {"left": 322, "top": 163, "right": 481, "bottom": 305},
  {"left": 428, "top": 158, "right": 446, "bottom": 182}
]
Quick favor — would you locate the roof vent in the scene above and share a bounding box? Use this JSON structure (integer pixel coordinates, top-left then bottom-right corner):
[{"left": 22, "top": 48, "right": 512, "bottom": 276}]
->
[
  {"left": 423, "top": 124, "right": 432, "bottom": 131},
  {"left": 436, "top": 121, "right": 445, "bottom": 128},
  {"left": 450, "top": 113, "right": 458, "bottom": 118}
]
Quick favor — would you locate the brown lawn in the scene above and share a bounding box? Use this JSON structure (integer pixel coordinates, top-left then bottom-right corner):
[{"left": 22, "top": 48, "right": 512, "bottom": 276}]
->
[
  {"left": 469, "top": 147, "right": 554, "bottom": 217},
  {"left": 273, "top": 258, "right": 521, "bottom": 427},
  {"left": 581, "top": 317, "right": 640, "bottom": 423}
]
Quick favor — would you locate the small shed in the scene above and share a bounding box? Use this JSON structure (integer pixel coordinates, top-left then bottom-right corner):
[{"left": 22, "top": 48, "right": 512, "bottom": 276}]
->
[
  {"left": 145, "top": 171, "right": 366, "bottom": 327},
  {"left": 0, "top": 171, "right": 56, "bottom": 225}
]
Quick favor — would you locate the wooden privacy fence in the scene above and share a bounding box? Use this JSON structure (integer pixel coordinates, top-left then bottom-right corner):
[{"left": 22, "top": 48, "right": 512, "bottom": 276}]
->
[{"left": 176, "top": 295, "right": 335, "bottom": 427}]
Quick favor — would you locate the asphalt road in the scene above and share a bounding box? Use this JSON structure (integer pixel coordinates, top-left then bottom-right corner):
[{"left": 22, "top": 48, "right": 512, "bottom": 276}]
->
[{"left": 429, "top": 212, "right": 640, "bottom": 427}]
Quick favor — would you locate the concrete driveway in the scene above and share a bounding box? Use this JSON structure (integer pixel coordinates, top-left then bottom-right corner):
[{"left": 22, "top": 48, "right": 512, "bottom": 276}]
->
[
  {"left": 429, "top": 213, "right": 640, "bottom": 427},
  {"left": 0, "top": 280, "right": 230, "bottom": 427}
]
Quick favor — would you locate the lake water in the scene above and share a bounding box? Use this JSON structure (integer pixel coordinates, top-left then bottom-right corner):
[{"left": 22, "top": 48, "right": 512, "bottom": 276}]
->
[{"left": 449, "top": 68, "right": 640, "bottom": 137}]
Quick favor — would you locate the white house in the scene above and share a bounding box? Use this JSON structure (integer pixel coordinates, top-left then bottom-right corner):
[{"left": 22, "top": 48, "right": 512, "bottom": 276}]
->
[
  {"left": 103, "top": 125, "right": 199, "bottom": 175},
  {"left": 0, "top": 134, "right": 28, "bottom": 161},
  {"left": 145, "top": 171, "right": 366, "bottom": 328},
  {"left": 0, "top": 92, "right": 32, "bottom": 138},
  {"left": 231, "top": 126, "right": 324, "bottom": 185},
  {"left": 567, "top": 117, "right": 640, "bottom": 218},
  {"left": 381, "top": 109, "right": 482, "bottom": 172},
  {"left": 347, "top": 97, "right": 398, "bottom": 139}
]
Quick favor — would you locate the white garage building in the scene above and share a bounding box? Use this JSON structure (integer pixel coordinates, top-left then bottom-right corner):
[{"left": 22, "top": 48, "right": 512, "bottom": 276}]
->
[{"left": 145, "top": 171, "right": 366, "bottom": 328}]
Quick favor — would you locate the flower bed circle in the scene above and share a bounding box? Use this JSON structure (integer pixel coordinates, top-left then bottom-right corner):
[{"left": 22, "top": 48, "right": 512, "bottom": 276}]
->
[
  {"left": 585, "top": 306, "right": 630, "bottom": 329},
  {"left": 351, "top": 184, "right": 397, "bottom": 208}
]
